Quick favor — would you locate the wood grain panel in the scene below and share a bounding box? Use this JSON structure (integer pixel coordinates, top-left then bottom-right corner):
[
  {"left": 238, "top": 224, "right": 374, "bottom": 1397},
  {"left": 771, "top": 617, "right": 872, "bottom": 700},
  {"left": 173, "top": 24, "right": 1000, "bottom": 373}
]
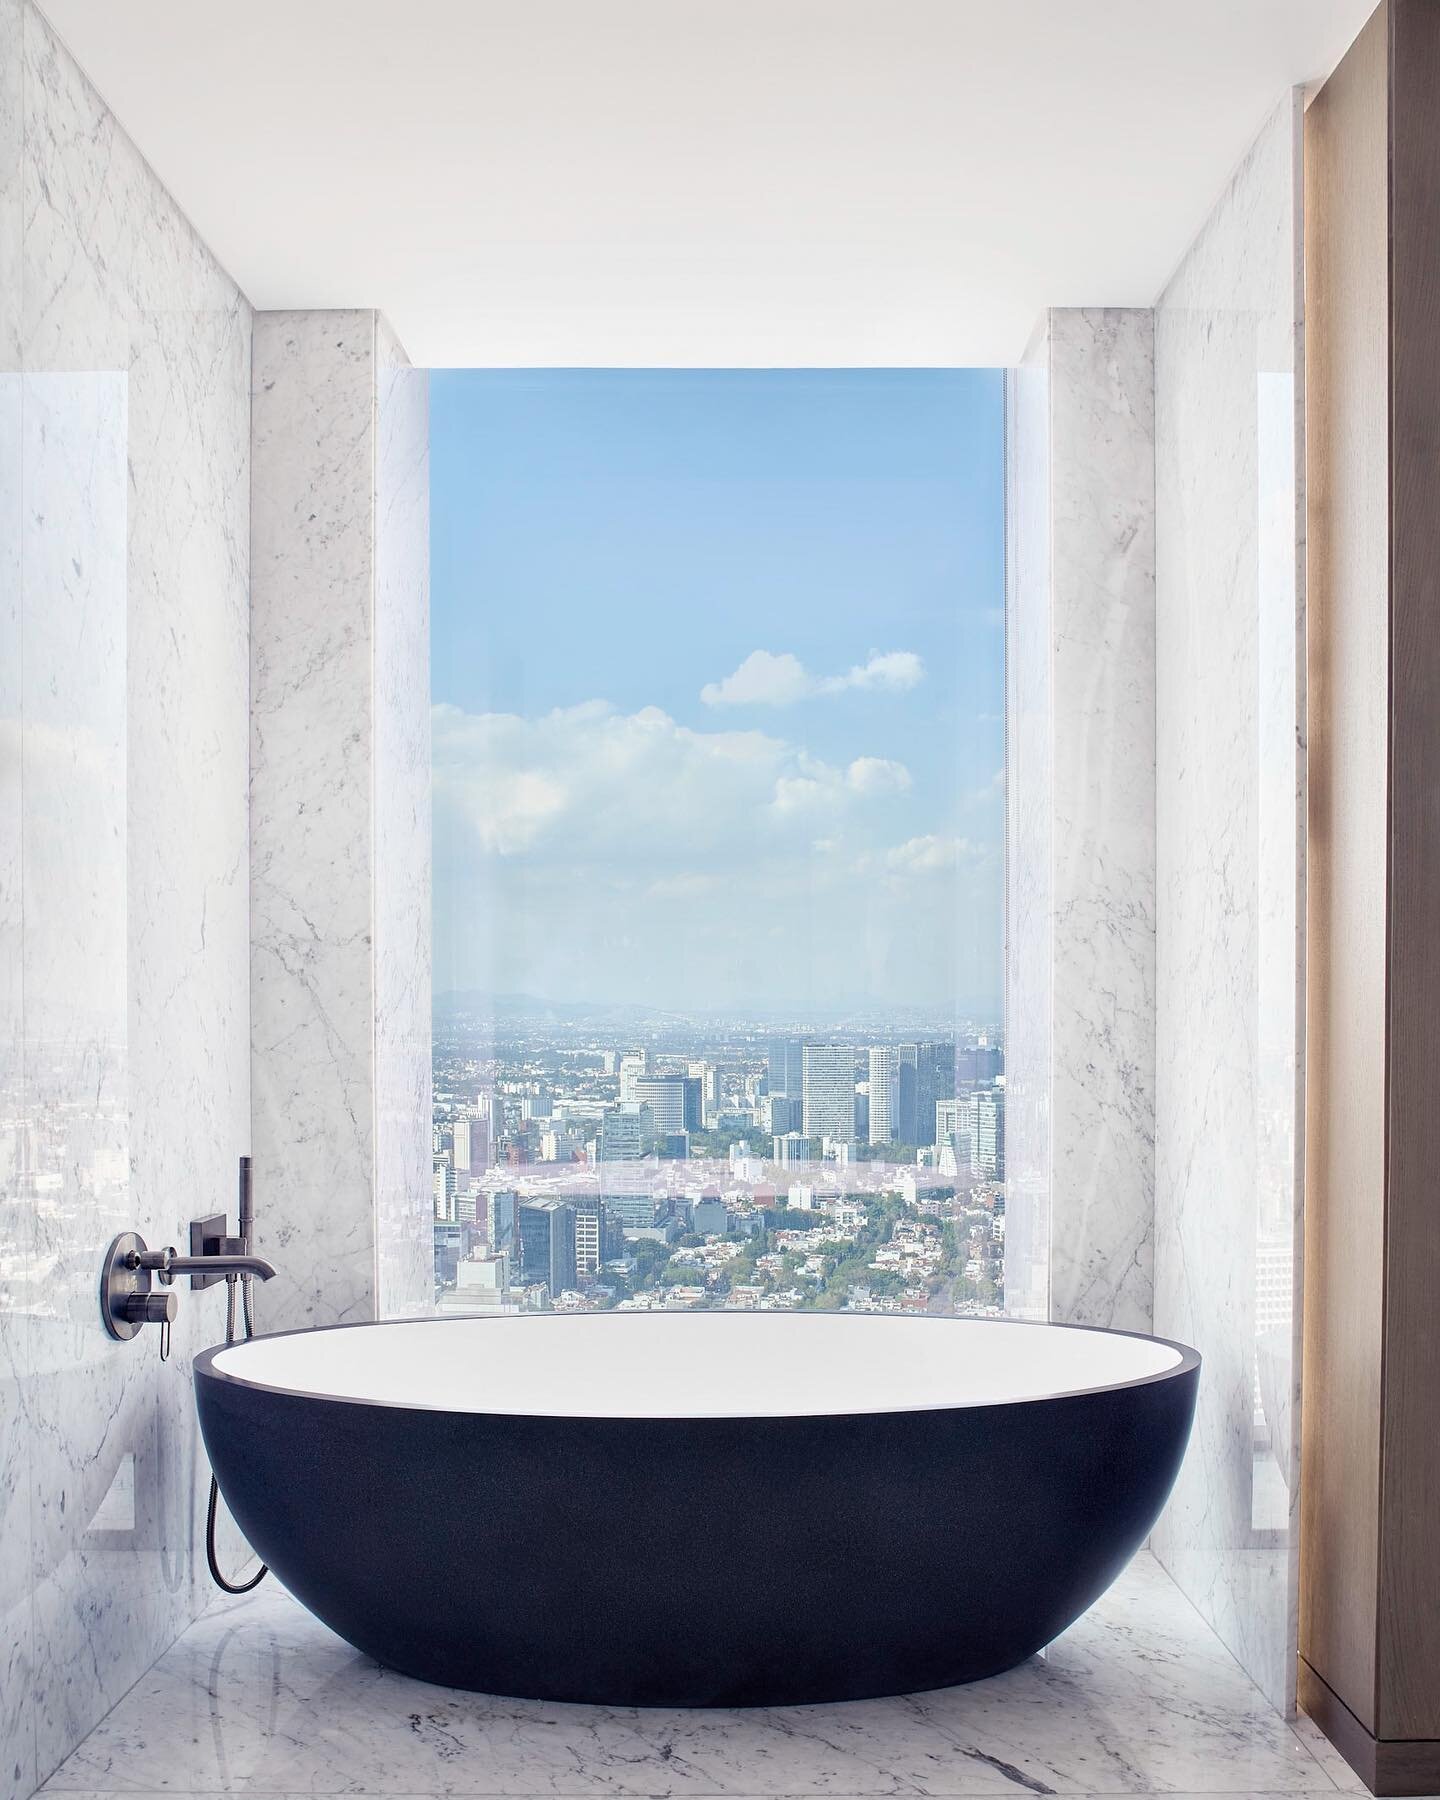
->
[
  {"left": 1379, "top": 0, "right": 1440, "bottom": 1742},
  {"left": 1301, "top": 1, "right": 1389, "bottom": 1737}
]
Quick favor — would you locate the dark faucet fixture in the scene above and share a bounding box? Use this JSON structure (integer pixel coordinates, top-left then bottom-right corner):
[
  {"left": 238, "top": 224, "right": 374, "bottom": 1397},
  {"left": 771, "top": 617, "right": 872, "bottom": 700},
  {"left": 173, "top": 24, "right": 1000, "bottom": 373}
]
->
[{"left": 99, "top": 1159, "right": 275, "bottom": 1343}]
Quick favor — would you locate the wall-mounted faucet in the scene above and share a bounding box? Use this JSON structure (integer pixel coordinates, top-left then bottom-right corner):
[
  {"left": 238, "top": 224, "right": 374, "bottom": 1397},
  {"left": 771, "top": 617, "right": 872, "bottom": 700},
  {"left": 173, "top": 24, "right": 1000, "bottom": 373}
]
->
[
  {"left": 100, "top": 1160, "right": 276, "bottom": 1345},
  {"left": 130, "top": 1244, "right": 277, "bottom": 1284}
]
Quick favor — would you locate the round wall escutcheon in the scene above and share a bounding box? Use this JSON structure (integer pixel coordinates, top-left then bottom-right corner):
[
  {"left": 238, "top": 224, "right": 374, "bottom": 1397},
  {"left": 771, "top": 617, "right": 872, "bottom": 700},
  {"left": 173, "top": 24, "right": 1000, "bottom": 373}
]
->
[{"left": 100, "top": 1231, "right": 152, "bottom": 1342}]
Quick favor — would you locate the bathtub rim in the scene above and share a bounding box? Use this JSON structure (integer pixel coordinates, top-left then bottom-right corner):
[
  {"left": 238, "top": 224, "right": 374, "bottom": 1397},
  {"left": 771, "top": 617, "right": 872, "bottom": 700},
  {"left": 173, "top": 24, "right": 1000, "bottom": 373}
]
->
[{"left": 193, "top": 1313, "right": 1201, "bottom": 1421}]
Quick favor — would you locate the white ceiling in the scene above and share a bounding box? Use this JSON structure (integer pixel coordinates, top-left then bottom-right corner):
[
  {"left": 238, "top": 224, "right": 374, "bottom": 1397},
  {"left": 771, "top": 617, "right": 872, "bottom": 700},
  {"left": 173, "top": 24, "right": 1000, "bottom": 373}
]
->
[{"left": 40, "top": 0, "right": 1371, "bottom": 368}]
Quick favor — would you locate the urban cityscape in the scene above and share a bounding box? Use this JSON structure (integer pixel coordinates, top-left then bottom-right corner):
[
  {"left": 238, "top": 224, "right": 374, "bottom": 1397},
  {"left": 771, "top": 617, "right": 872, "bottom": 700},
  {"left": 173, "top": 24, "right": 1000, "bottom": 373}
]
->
[{"left": 432, "top": 1005, "right": 1005, "bottom": 1318}]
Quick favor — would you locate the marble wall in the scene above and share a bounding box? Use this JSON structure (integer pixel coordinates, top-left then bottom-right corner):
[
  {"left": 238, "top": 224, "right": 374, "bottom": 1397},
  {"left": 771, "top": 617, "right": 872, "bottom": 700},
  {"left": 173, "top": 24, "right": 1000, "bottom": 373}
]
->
[
  {"left": 1004, "top": 309, "right": 1156, "bottom": 1335},
  {"left": 373, "top": 319, "right": 432, "bottom": 1321},
  {"left": 250, "top": 311, "right": 432, "bottom": 1335},
  {"left": 1152, "top": 93, "right": 1305, "bottom": 1718},
  {"left": 0, "top": 5, "right": 253, "bottom": 1797}
]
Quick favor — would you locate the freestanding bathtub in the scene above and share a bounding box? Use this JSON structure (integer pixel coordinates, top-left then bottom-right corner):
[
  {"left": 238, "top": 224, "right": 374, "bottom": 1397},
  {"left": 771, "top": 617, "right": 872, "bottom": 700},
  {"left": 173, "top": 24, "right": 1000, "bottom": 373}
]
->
[{"left": 195, "top": 1313, "right": 1197, "bottom": 1707}]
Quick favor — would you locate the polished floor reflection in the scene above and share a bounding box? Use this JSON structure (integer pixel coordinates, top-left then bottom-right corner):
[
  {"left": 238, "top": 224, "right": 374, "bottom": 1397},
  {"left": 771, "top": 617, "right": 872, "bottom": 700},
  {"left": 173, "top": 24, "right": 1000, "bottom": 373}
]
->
[{"left": 41, "top": 1554, "right": 1367, "bottom": 1799}]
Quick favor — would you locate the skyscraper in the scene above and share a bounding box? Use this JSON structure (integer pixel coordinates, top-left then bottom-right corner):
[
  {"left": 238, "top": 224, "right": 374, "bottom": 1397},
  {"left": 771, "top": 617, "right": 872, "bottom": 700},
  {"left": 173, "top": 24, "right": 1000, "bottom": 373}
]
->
[
  {"left": 969, "top": 1086, "right": 1005, "bottom": 1178},
  {"left": 517, "top": 1199, "right": 578, "bottom": 1295},
  {"left": 632, "top": 1075, "right": 687, "bottom": 1134},
  {"left": 618, "top": 1050, "right": 648, "bottom": 1101},
  {"left": 867, "top": 1048, "right": 894, "bottom": 1143},
  {"left": 767, "top": 1039, "right": 805, "bottom": 1098},
  {"left": 767, "top": 1092, "right": 803, "bottom": 1135},
  {"left": 572, "top": 1196, "right": 603, "bottom": 1277},
  {"left": 802, "top": 1044, "right": 857, "bottom": 1146},
  {"left": 913, "top": 1041, "right": 956, "bottom": 1147},
  {"left": 485, "top": 1188, "right": 518, "bottom": 1254},
  {"left": 956, "top": 1043, "right": 1003, "bottom": 1090},
  {"left": 433, "top": 1156, "right": 455, "bottom": 1221},
  {"left": 687, "top": 1062, "right": 722, "bottom": 1123},
  {"left": 599, "top": 1102, "right": 651, "bottom": 1160},
  {"left": 867, "top": 1046, "right": 918, "bottom": 1144}
]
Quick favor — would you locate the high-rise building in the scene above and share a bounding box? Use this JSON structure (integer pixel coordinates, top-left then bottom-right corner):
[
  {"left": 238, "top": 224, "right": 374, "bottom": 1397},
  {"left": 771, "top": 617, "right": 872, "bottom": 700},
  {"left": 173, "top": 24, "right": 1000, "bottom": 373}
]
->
[
  {"left": 767, "top": 1039, "right": 805, "bottom": 1098},
  {"left": 913, "top": 1042, "right": 956, "bottom": 1147},
  {"left": 687, "top": 1062, "right": 722, "bottom": 1123},
  {"left": 802, "top": 1044, "right": 857, "bottom": 1146},
  {"left": 618, "top": 1050, "right": 648, "bottom": 1101},
  {"left": 956, "top": 1043, "right": 1003, "bottom": 1091},
  {"left": 433, "top": 1154, "right": 456, "bottom": 1220},
  {"left": 572, "top": 1197, "right": 603, "bottom": 1277},
  {"left": 485, "top": 1188, "right": 518, "bottom": 1255},
  {"left": 517, "top": 1199, "right": 578, "bottom": 1295},
  {"left": 452, "top": 1119, "right": 476, "bottom": 1174},
  {"left": 433, "top": 1220, "right": 477, "bottom": 1286},
  {"left": 969, "top": 1087, "right": 1005, "bottom": 1178},
  {"left": 632, "top": 1075, "right": 687, "bottom": 1134},
  {"left": 867, "top": 1049, "right": 893, "bottom": 1143},
  {"left": 599, "top": 1102, "right": 652, "bottom": 1161},
  {"left": 607, "top": 1191, "right": 659, "bottom": 1230},
  {"left": 867, "top": 1046, "right": 917, "bottom": 1144},
  {"left": 766, "top": 1092, "right": 803, "bottom": 1135},
  {"left": 681, "top": 1074, "right": 704, "bottom": 1132}
]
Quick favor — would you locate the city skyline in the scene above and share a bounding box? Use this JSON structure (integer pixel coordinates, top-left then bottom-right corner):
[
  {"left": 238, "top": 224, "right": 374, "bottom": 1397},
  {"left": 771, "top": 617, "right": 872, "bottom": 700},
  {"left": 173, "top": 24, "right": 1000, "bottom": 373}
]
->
[
  {"left": 431, "top": 1015, "right": 1007, "bottom": 1318},
  {"left": 430, "top": 369, "right": 1005, "bottom": 1015}
]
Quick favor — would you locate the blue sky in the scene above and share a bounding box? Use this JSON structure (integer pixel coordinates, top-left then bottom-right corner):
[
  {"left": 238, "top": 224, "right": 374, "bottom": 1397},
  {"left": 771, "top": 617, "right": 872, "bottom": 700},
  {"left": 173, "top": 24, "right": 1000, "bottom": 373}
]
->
[{"left": 431, "top": 369, "right": 1004, "bottom": 1018}]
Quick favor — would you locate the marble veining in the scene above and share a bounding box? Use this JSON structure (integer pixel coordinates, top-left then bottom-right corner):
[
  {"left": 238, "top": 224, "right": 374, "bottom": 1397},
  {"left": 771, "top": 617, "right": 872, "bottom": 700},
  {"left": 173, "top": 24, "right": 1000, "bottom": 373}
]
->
[
  {"left": 250, "top": 310, "right": 432, "bottom": 1334},
  {"left": 40, "top": 1555, "right": 1345, "bottom": 1799},
  {"left": 1, "top": 6, "right": 254, "bottom": 1797},
  {"left": 1152, "top": 94, "right": 1305, "bottom": 1717},
  {"left": 374, "top": 318, "right": 433, "bottom": 1321},
  {"left": 1003, "top": 310, "right": 1156, "bottom": 1337},
  {"left": 250, "top": 311, "right": 380, "bottom": 1334}
]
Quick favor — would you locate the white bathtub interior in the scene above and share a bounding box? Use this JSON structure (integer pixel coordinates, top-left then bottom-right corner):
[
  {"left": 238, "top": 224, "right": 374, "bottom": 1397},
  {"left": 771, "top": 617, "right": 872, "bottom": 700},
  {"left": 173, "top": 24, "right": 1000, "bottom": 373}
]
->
[{"left": 210, "top": 1314, "right": 1184, "bottom": 1417}]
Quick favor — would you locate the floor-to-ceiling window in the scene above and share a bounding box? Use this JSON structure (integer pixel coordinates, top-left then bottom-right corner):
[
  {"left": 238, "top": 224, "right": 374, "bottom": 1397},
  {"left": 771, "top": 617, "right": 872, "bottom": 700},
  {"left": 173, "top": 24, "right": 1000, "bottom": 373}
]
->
[{"left": 430, "top": 370, "right": 1004, "bottom": 1315}]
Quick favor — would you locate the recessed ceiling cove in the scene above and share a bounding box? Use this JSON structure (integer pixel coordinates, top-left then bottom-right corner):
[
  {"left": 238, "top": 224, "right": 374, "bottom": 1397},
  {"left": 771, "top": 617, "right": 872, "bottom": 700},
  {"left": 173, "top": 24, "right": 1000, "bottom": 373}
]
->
[{"left": 39, "top": 0, "right": 1369, "bottom": 365}]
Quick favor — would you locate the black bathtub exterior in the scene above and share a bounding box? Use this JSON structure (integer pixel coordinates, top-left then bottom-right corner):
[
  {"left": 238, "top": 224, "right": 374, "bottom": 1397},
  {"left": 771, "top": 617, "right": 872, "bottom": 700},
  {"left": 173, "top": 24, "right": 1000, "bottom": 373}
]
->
[{"left": 194, "top": 1318, "right": 1198, "bottom": 1707}]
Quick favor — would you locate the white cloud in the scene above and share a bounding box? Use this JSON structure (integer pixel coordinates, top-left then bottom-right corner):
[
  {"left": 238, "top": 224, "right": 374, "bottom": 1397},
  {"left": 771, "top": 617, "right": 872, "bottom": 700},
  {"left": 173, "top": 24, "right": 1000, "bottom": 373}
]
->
[
  {"left": 883, "top": 833, "right": 979, "bottom": 875},
  {"left": 432, "top": 700, "right": 911, "bottom": 860},
  {"left": 700, "top": 647, "right": 924, "bottom": 708},
  {"left": 431, "top": 698, "right": 1001, "bottom": 1013},
  {"left": 847, "top": 756, "right": 912, "bottom": 797},
  {"left": 699, "top": 650, "right": 812, "bottom": 708}
]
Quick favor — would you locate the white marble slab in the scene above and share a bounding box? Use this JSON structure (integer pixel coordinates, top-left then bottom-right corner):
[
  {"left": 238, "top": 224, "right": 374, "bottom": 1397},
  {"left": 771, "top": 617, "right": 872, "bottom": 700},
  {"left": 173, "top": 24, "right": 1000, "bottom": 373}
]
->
[
  {"left": 1003, "top": 310, "right": 1156, "bottom": 1336},
  {"left": 374, "top": 318, "right": 433, "bottom": 1321},
  {"left": 1152, "top": 93, "right": 1305, "bottom": 1718},
  {"left": 40, "top": 1555, "right": 1342, "bottom": 1799},
  {"left": 2, "top": 6, "right": 254, "bottom": 1796},
  {"left": 250, "top": 309, "right": 432, "bottom": 1334},
  {"left": 250, "top": 311, "right": 381, "bottom": 1333}
]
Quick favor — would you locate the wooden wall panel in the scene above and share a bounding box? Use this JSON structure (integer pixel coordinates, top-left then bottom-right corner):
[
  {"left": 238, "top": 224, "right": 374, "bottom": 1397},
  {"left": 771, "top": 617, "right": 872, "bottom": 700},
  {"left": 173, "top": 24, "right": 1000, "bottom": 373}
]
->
[
  {"left": 1302, "top": 0, "right": 1440, "bottom": 1779},
  {"left": 1300, "top": 0, "right": 1389, "bottom": 1737}
]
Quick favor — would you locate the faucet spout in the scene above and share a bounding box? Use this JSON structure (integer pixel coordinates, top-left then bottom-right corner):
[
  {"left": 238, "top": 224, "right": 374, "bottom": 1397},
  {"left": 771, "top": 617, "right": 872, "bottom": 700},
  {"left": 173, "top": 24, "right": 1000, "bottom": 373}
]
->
[
  {"left": 130, "top": 1246, "right": 277, "bottom": 1282},
  {"left": 166, "top": 1252, "right": 277, "bottom": 1281}
]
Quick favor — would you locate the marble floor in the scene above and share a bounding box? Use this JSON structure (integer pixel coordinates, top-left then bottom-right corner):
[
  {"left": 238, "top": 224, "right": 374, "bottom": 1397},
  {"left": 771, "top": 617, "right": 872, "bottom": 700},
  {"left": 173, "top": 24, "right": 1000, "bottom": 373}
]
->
[{"left": 40, "top": 1553, "right": 1368, "bottom": 1800}]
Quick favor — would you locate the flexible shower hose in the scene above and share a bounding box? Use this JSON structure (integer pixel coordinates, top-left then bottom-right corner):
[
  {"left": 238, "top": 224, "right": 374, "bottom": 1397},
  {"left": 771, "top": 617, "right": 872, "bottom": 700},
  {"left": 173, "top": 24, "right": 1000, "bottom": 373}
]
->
[{"left": 205, "top": 1272, "right": 269, "bottom": 1594}]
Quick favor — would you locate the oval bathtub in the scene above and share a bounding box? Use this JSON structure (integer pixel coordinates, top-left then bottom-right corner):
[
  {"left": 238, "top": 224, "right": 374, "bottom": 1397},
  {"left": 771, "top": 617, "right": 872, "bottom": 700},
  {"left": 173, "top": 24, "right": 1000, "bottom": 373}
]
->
[{"left": 194, "top": 1313, "right": 1198, "bottom": 1707}]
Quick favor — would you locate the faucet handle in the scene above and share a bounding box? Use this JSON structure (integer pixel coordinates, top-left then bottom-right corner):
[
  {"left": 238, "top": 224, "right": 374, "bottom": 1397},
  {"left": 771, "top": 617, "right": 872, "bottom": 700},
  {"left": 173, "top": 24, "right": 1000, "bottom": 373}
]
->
[{"left": 119, "top": 1290, "right": 178, "bottom": 1326}]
